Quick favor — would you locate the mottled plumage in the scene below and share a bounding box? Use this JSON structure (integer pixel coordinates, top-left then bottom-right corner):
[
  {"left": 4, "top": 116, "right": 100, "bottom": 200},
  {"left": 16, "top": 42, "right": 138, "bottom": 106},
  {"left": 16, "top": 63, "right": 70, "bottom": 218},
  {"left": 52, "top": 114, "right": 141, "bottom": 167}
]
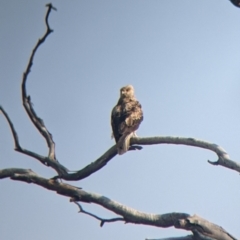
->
[{"left": 111, "top": 85, "right": 143, "bottom": 155}]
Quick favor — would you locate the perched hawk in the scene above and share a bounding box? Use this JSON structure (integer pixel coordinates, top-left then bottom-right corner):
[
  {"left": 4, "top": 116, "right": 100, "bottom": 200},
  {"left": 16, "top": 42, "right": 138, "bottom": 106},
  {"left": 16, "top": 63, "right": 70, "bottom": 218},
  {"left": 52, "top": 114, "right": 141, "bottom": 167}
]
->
[{"left": 111, "top": 85, "right": 143, "bottom": 155}]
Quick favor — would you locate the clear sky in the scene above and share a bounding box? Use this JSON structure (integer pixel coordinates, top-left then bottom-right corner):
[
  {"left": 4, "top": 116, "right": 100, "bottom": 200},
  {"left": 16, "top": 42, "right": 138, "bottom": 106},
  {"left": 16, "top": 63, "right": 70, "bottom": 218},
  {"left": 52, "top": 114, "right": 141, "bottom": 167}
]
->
[{"left": 1, "top": 1, "right": 240, "bottom": 239}]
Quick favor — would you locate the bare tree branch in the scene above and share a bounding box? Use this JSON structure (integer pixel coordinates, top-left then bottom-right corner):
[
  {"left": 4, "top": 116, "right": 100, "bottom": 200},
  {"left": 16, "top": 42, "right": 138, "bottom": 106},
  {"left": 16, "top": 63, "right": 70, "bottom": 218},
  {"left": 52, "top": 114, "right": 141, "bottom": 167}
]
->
[
  {"left": 0, "top": 168, "right": 32, "bottom": 179},
  {"left": 0, "top": 169, "right": 196, "bottom": 227},
  {"left": 0, "top": 4, "right": 68, "bottom": 176},
  {"left": 52, "top": 136, "right": 240, "bottom": 181},
  {"left": 0, "top": 106, "right": 69, "bottom": 175},
  {"left": 0, "top": 106, "right": 46, "bottom": 162},
  {"left": 0, "top": 168, "right": 236, "bottom": 240},
  {"left": 54, "top": 145, "right": 118, "bottom": 181},
  {"left": 0, "top": 106, "right": 21, "bottom": 149},
  {"left": 146, "top": 236, "right": 193, "bottom": 240},
  {"left": 5, "top": 2, "right": 239, "bottom": 185},
  {"left": 132, "top": 137, "right": 240, "bottom": 173},
  {"left": 2, "top": 95, "right": 239, "bottom": 181},
  {"left": 1, "top": 4, "right": 239, "bottom": 239},
  {"left": 175, "top": 215, "right": 238, "bottom": 240},
  {"left": 73, "top": 201, "right": 125, "bottom": 227},
  {"left": 21, "top": 3, "right": 57, "bottom": 160},
  {"left": 146, "top": 233, "right": 227, "bottom": 240},
  {"left": 0, "top": 168, "right": 191, "bottom": 228}
]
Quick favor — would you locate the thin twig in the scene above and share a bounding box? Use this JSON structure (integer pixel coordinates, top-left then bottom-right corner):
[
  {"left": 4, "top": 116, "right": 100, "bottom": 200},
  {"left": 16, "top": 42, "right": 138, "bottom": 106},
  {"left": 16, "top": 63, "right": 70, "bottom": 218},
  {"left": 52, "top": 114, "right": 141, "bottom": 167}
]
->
[
  {"left": 0, "top": 105, "right": 68, "bottom": 175},
  {"left": 21, "top": 3, "right": 57, "bottom": 160},
  {"left": 0, "top": 106, "right": 21, "bottom": 150},
  {"left": 0, "top": 106, "right": 45, "bottom": 163},
  {"left": 73, "top": 201, "right": 125, "bottom": 227}
]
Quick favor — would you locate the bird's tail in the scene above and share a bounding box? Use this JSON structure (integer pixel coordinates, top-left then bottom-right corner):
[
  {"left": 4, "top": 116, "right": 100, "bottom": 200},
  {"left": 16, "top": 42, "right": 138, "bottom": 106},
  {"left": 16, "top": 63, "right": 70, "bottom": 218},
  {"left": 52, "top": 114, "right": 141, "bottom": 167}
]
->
[{"left": 117, "top": 132, "right": 134, "bottom": 155}]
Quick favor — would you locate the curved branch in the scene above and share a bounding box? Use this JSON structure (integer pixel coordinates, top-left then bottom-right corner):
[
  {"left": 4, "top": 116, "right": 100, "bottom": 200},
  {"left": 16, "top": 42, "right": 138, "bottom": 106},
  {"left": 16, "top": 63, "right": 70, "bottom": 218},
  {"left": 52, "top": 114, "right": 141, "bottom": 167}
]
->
[
  {"left": 7, "top": 2, "right": 239, "bottom": 184},
  {"left": 0, "top": 106, "right": 69, "bottom": 175},
  {"left": 0, "top": 168, "right": 237, "bottom": 240},
  {"left": 132, "top": 137, "right": 240, "bottom": 173},
  {"left": 53, "top": 136, "right": 240, "bottom": 181},
  {"left": 0, "top": 106, "right": 45, "bottom": 162},
  {"left": 0, "top": 168, "right": 190, "bottom": 228},
  {"left": 1, "top": 5, "right": 69, "bottom": 177},
  {"left": 2, "top": 102, "right": 239, "bottom": 179},
  {"left": 133, "top": 137, "right": 230, "bottom": 159},
  {"left": 0, "top": 106, "right": 21, "bottom": 149},
  {"left": 73, "top": 201, "right": 125, "bottom": 227},
  {"left": 21, "top": 3, "right": 57, "bottom": 160},
  {"left": 175, "top": 215, "right": 238, "bottom": 240},
  {"left": 54, "top": 145, "right": 117, "bottom": 181},
  {"left": 1, "top": 3, "right": 239, "bottom": 240}
]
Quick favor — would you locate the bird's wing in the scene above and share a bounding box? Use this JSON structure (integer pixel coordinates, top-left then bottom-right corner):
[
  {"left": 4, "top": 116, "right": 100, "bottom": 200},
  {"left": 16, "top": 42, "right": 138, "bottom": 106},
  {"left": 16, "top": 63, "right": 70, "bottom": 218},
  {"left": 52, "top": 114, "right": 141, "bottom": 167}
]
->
[
  {"left": 123, "top": 100, "right": 143, "bottom": 134},
  {"left": 111, "top": 105, "right": 125, "bottom": 142},
  {"left": 117, "top": 101, "right": 143, "bottom": 155}
]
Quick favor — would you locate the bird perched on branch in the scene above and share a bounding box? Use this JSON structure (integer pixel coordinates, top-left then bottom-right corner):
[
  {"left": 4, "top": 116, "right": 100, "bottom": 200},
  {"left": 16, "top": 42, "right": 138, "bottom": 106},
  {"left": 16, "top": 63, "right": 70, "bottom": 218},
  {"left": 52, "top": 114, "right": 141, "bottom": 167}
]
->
[{"left": 111, "top": 85, "right": 143, "bottom": 155}]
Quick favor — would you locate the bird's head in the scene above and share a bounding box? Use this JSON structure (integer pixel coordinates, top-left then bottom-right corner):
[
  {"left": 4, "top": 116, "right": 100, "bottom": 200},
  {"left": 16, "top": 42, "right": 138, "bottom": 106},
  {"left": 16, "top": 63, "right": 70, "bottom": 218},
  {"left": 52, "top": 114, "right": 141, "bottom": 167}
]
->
[{"left": 120, "top": 85, "right": 134, "bottom": 98}]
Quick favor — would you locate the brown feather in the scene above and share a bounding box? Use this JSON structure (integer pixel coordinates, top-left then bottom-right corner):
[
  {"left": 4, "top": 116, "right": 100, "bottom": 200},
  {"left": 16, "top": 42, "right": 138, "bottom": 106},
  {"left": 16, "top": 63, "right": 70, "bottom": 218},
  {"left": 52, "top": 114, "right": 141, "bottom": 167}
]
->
[{"left": 111, "top": 85, "right": 143, "bottom": 155}]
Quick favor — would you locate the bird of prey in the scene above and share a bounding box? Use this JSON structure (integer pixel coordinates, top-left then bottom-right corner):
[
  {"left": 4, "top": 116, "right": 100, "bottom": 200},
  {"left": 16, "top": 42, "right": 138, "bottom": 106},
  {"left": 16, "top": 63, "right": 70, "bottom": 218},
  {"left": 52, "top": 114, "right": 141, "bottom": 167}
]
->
[{"left": 111, "top": 85, "right": 143, "bottom": 155}]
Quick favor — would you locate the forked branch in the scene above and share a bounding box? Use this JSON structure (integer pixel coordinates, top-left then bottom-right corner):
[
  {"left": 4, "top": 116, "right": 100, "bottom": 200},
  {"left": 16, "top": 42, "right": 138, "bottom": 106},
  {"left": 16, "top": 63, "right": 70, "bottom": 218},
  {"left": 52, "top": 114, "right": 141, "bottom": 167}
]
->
[
  {"left": 73, "top": 202, "right": 125, "bottom": 227},
  {"left": 2, "top": 3, "right": 240, "bottom": 182},
  {"left": 0, "top": 168, "right": 236, "bottom": 240},
  {"left": 0, "top": 105, "right": 68, "bottom": 175},
  {"left": 52, "top": 136, "right": 240, "bottom": 181},
  {"left": 3, "top": 96, "right": 239, "bottom": 179},
  {"left": 0, "top": 106, "right": 46, "bottom": 163},
  {"left": 0, "top": 4, "right": 239, "bottom": 240},
  {"left": 0, "top": 4, "right": 68, "bottom": 176},
  {"left": 21, "top": 3, "right": 57, "bottom": 160}
]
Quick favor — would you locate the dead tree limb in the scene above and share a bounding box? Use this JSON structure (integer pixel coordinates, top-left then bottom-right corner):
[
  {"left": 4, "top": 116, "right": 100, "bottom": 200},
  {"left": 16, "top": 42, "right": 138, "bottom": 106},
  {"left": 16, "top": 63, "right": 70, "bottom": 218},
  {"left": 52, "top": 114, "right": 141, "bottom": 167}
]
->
[
  {"left": 52, "top": 136, "right": 240, "bottom": 181},
  {"left": 21, "top": 3, "right": 57, "bottom": 161},
  {"left": 73, "top": 201, "right": 125, "bottom": 227},
  {"left": 0, "top": 105, "right": 68, "bottom": 175},
  {"left": 0, "top": 3, "right": 239, "bottom": 240},
  {"left": 0, "top": 168, "right": 237, "bottom": 240},
  {"left": 132, "top": 137, "right": 240, "bottom": 174}
]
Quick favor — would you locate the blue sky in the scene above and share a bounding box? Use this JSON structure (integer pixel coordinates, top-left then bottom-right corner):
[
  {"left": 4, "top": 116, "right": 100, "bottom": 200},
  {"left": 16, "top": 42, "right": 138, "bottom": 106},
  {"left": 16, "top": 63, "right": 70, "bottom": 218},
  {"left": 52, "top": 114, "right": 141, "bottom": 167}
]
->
[{"left": 1, "top": 1, "right": 240, "bottom": 239}]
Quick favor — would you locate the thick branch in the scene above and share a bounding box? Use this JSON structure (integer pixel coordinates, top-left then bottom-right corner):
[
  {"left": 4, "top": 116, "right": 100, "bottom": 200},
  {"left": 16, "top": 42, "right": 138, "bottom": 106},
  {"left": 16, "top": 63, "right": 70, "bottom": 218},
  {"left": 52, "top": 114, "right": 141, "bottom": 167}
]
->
[
  {"left": 1, "top": 3, "right": 239, "bottom": 240},
  {"left": 132, "top": 137, "right": 240, "bottom": 173},
  {"left": 175, "top": 215, "right": 238, "bottom": 240},
  {"left": 54, "top": 145, "right": 117, "bottom": 180},
  {"left": 54, "top": 136, "right": 240, "bottom": 181},
  {"left": 2, "top": 101, "right": 239, "bottom": 180},
  {"left": 0, "top": 168, "right": 237, "bottom": 240},
  {"left": 146, "top": 236, "right": 193, "bottom": 240},
  {"left": 4, "top": 2, "right": 238, "bottom": 183},
  {"left": 0, "top": 168, "right": 31, "bottom": 179},
  {"left": 21, "top": 3, "right": 57, "bottom": 160},
  {"left": 1, "top": 168, "right": 190, "bottom": 227}
]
